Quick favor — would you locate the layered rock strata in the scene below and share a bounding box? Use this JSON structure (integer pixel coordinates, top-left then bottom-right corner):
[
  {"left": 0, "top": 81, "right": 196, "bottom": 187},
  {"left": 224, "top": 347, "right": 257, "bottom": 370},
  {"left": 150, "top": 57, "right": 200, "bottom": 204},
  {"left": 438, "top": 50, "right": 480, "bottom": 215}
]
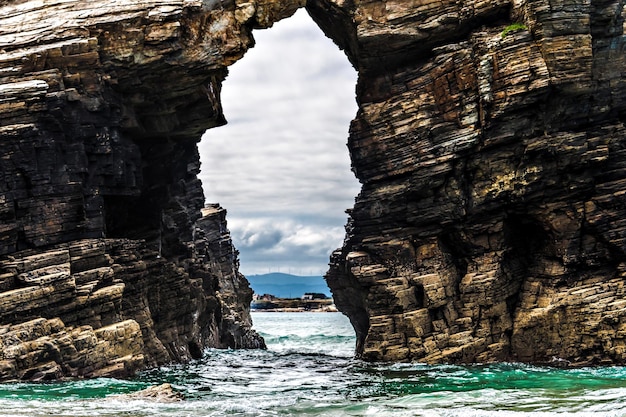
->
[
  {"left": 0, "top": 205, "right": 263, "bottom": 381},
  {"left": 2, "top": 0, "right": 626, "bottom": 378},
  {"left": 0, "top": 0, "right": 295, "bottom": 380},
  {"left": 315, "top": 0, "right": 626, "bottom": 365}
]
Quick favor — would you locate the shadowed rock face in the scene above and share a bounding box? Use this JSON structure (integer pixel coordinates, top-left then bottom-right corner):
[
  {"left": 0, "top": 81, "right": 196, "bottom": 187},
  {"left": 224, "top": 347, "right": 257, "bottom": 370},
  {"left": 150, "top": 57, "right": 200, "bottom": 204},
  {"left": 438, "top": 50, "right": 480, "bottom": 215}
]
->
[
  {"left": 312, "top": 0, "right": 626, "bottom": 365},
  {"left": 0, "top": 0, "right": 307, "bottom": 380},
  {"left": 1, "top": 0, "right": 626, "bottom": 380}
]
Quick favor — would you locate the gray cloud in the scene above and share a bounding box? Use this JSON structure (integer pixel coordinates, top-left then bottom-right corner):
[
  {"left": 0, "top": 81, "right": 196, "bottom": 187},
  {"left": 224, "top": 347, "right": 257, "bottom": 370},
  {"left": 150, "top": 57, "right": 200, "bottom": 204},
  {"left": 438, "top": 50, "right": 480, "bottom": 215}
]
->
[
  {"left": 199, "top": 9, "right": 359, "bottom": 276},
  {"left": 228, "top": 217, "right": 347, "bottom": 276}
]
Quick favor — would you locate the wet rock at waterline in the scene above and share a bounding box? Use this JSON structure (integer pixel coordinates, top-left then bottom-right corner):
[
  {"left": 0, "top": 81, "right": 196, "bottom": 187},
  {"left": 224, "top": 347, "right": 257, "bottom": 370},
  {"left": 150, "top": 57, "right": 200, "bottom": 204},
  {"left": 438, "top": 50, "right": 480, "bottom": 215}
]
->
[
  {"left": 109, "top": 383, "right": 184, "bottom": 402},
  {"left": 2, "top": 0, "right": 626, "bottom": 381}
]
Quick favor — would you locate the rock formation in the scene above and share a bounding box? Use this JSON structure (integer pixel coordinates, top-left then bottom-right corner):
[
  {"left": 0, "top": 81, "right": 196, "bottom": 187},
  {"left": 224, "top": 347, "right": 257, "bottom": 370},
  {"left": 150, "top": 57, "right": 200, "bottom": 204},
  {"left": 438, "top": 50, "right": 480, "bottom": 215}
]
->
[
  {"left": 0, "top": 0, "right": 292, "bottom": 380},
  {"left": 317, "top": 0, "right": 626, "bottom": 365},
  {"left": 2, "top": 0, "right": 626, "bottom": 378},
  {"left": 110, "top": 383, "right": 184, "bottom": 402}
]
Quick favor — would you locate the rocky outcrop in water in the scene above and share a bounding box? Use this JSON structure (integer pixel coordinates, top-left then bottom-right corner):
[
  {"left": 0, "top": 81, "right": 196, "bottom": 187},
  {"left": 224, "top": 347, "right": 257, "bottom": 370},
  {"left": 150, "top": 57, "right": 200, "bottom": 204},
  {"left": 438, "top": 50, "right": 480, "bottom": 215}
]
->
[
  {"left": 0, "top": 205, "right": 264, "bottom": 381},
  {"left": 110, "top": 383, "right": 184, "bottom": 402},
  {"left": 2, "top": 0, "right": 626, "bottom": 377},
  {"left": 0, "top": 0, "right": 288, "bottom": 380},
  {"left": 316, "top": 0, "right": 626, "bottom": 365}
]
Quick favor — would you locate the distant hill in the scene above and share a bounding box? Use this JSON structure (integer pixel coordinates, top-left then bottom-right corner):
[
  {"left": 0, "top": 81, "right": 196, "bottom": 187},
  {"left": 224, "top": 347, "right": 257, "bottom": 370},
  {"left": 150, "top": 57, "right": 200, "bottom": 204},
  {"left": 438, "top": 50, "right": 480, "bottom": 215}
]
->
[{"left": 246, "top": 273, "right": 330, "bottom": 299}]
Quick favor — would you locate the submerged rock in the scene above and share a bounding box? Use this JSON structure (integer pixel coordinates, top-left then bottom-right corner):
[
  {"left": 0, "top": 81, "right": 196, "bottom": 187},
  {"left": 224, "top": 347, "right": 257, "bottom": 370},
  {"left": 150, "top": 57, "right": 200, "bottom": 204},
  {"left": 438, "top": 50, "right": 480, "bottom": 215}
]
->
[{"left": 110, "top": 383, "right": 184, "bottom": 402}]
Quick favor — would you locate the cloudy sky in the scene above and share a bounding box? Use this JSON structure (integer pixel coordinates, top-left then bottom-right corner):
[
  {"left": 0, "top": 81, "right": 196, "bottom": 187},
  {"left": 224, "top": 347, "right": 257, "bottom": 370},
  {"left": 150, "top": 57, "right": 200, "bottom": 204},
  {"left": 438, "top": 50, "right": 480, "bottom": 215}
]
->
[{"left": 199, "top": 9, "right": 360, "bottom": 276}]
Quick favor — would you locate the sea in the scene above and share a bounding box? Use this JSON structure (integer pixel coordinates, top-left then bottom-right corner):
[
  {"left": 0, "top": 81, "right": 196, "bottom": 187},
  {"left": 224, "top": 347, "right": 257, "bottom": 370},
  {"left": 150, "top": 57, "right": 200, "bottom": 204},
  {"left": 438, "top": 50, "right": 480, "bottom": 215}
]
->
[{"left": 1, "top": 311, "right": 626, "bottom": 416}]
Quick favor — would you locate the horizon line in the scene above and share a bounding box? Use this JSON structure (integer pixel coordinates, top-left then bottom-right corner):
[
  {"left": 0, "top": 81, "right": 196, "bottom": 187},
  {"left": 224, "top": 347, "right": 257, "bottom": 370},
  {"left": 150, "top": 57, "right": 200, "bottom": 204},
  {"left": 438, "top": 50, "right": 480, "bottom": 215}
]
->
[{"left": 244, "top": 270, "right": 327, "bottom": 276}]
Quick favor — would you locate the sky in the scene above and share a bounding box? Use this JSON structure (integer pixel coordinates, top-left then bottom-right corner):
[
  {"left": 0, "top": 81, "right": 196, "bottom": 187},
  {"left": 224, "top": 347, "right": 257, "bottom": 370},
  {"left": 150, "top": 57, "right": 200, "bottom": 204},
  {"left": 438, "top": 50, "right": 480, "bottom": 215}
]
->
[{"left": 198, "top": 9, "right": 360, "bottom": 276}]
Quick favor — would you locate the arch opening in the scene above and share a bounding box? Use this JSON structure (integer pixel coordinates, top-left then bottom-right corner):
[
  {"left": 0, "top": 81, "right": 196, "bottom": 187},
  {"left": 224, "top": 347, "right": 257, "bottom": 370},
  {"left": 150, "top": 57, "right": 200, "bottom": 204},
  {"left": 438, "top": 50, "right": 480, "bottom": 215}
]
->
[{"left": 199, "top": 9, "right": 360, "bottom": 282}]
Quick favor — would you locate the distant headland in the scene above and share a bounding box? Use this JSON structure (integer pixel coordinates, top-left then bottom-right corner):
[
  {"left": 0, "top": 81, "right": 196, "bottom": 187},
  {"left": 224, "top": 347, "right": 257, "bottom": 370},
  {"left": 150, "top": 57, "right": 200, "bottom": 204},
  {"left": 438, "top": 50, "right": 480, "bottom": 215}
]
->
[
  {"left": 246, "top": 273, "right": 330, "bottom": 299},
  {"left": 247, "top": 273, "right": 336, "bottom": 312}
]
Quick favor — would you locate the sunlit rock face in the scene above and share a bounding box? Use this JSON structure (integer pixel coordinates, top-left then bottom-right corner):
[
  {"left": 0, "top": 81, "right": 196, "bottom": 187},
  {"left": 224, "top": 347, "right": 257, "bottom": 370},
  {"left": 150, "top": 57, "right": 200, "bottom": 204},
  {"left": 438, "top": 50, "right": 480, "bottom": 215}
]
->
[
  {"left": 0, "top": 0, "right": 309, "bottom": 380},
  {"left": 313, "top": 0, "right": 626, "bottom": 365}
]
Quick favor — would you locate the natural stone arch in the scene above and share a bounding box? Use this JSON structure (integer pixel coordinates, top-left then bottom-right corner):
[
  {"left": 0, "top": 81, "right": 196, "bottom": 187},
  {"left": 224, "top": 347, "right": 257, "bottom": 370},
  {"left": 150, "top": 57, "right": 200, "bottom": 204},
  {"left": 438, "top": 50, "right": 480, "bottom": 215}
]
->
[{"left": 2, "top": 0, "right": 626, "bottom": 382}]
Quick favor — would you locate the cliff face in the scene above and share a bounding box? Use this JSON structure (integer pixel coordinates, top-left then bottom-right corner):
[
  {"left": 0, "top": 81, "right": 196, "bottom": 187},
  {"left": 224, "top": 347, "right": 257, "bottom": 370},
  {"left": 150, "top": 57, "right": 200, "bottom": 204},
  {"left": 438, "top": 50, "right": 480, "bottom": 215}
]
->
[
  {"left": 0, "top": 0, "right": 308, "bottom": 380},
  {"left": 314, "top": 0, "right": 626, "bottom": 365},
  {"left": 2, "top": 0, "right": 626, "bottom": 379}
]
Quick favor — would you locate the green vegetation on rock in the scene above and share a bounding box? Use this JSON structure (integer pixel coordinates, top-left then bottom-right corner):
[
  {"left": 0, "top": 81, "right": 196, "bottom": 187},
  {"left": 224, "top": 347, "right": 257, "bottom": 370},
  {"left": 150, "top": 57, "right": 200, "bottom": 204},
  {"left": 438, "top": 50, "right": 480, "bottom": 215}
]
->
[{"left": 501, "top": 23, "right": 528, "bottom": 38}]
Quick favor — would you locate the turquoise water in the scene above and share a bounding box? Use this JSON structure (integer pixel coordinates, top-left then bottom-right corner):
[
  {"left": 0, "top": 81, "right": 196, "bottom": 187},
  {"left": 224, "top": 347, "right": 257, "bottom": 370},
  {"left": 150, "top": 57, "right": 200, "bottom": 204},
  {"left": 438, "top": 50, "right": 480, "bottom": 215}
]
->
[{"left": 1, "top": 312, "right": 626, "bottom": 416}]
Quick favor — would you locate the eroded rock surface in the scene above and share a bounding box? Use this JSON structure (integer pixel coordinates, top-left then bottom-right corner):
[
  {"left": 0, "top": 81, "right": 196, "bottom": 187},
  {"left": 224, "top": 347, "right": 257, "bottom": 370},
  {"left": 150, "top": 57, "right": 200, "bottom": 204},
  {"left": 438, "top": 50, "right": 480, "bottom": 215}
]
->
[
  {"left": 0, "top": 0, "right": 291, "bottom": 380},
  {"left": 0, "top": 206, "right": 264, "bottom": 380},
  {"left": 2, "top": 0, "right": 626, "bottom": 378},
  {"left": 313, "top": 0, "right": 626, "bottom": 365},
  {"left": 110, "top": 383, "right": 184, "bottom": 402}
]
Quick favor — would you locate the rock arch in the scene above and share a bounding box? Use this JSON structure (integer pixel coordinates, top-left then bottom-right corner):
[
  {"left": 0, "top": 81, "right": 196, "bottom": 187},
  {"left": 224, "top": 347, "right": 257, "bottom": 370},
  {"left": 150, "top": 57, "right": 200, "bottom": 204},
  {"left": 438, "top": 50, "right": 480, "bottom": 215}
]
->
[{"left": 2, "top": 0, "right": 626, "bottom": 381}]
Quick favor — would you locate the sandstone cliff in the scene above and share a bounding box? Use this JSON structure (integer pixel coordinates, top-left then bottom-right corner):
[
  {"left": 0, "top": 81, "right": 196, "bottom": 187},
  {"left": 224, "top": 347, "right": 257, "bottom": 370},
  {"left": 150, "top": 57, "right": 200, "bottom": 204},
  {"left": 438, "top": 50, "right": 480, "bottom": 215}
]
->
[
  {"left": 0, "top": 0, "right": 307, "bottom": 380},
  {"left": 315, "top": 0, "right": 626, "bottom": 365},
  {"left": 2, "top": 0, "right": 626, "bottom": 378}
]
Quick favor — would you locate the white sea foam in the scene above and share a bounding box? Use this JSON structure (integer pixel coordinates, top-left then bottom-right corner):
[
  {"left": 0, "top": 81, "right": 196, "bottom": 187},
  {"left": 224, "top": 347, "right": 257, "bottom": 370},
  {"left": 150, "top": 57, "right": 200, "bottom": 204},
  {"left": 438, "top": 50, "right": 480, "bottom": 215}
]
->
[{"left": 0, "top": 313, "right": 625, "bottom": 416}]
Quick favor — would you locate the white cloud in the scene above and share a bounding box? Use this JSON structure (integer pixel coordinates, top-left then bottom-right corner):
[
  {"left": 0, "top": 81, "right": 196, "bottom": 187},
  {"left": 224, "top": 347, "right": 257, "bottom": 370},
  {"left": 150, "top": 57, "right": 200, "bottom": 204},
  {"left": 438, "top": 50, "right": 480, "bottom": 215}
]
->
[
  {"left": 227, "top": 217, "right": 346, "bottom": 276},
  {"left": 199, "top": 9, "right": 359, "bottom": 276}
]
